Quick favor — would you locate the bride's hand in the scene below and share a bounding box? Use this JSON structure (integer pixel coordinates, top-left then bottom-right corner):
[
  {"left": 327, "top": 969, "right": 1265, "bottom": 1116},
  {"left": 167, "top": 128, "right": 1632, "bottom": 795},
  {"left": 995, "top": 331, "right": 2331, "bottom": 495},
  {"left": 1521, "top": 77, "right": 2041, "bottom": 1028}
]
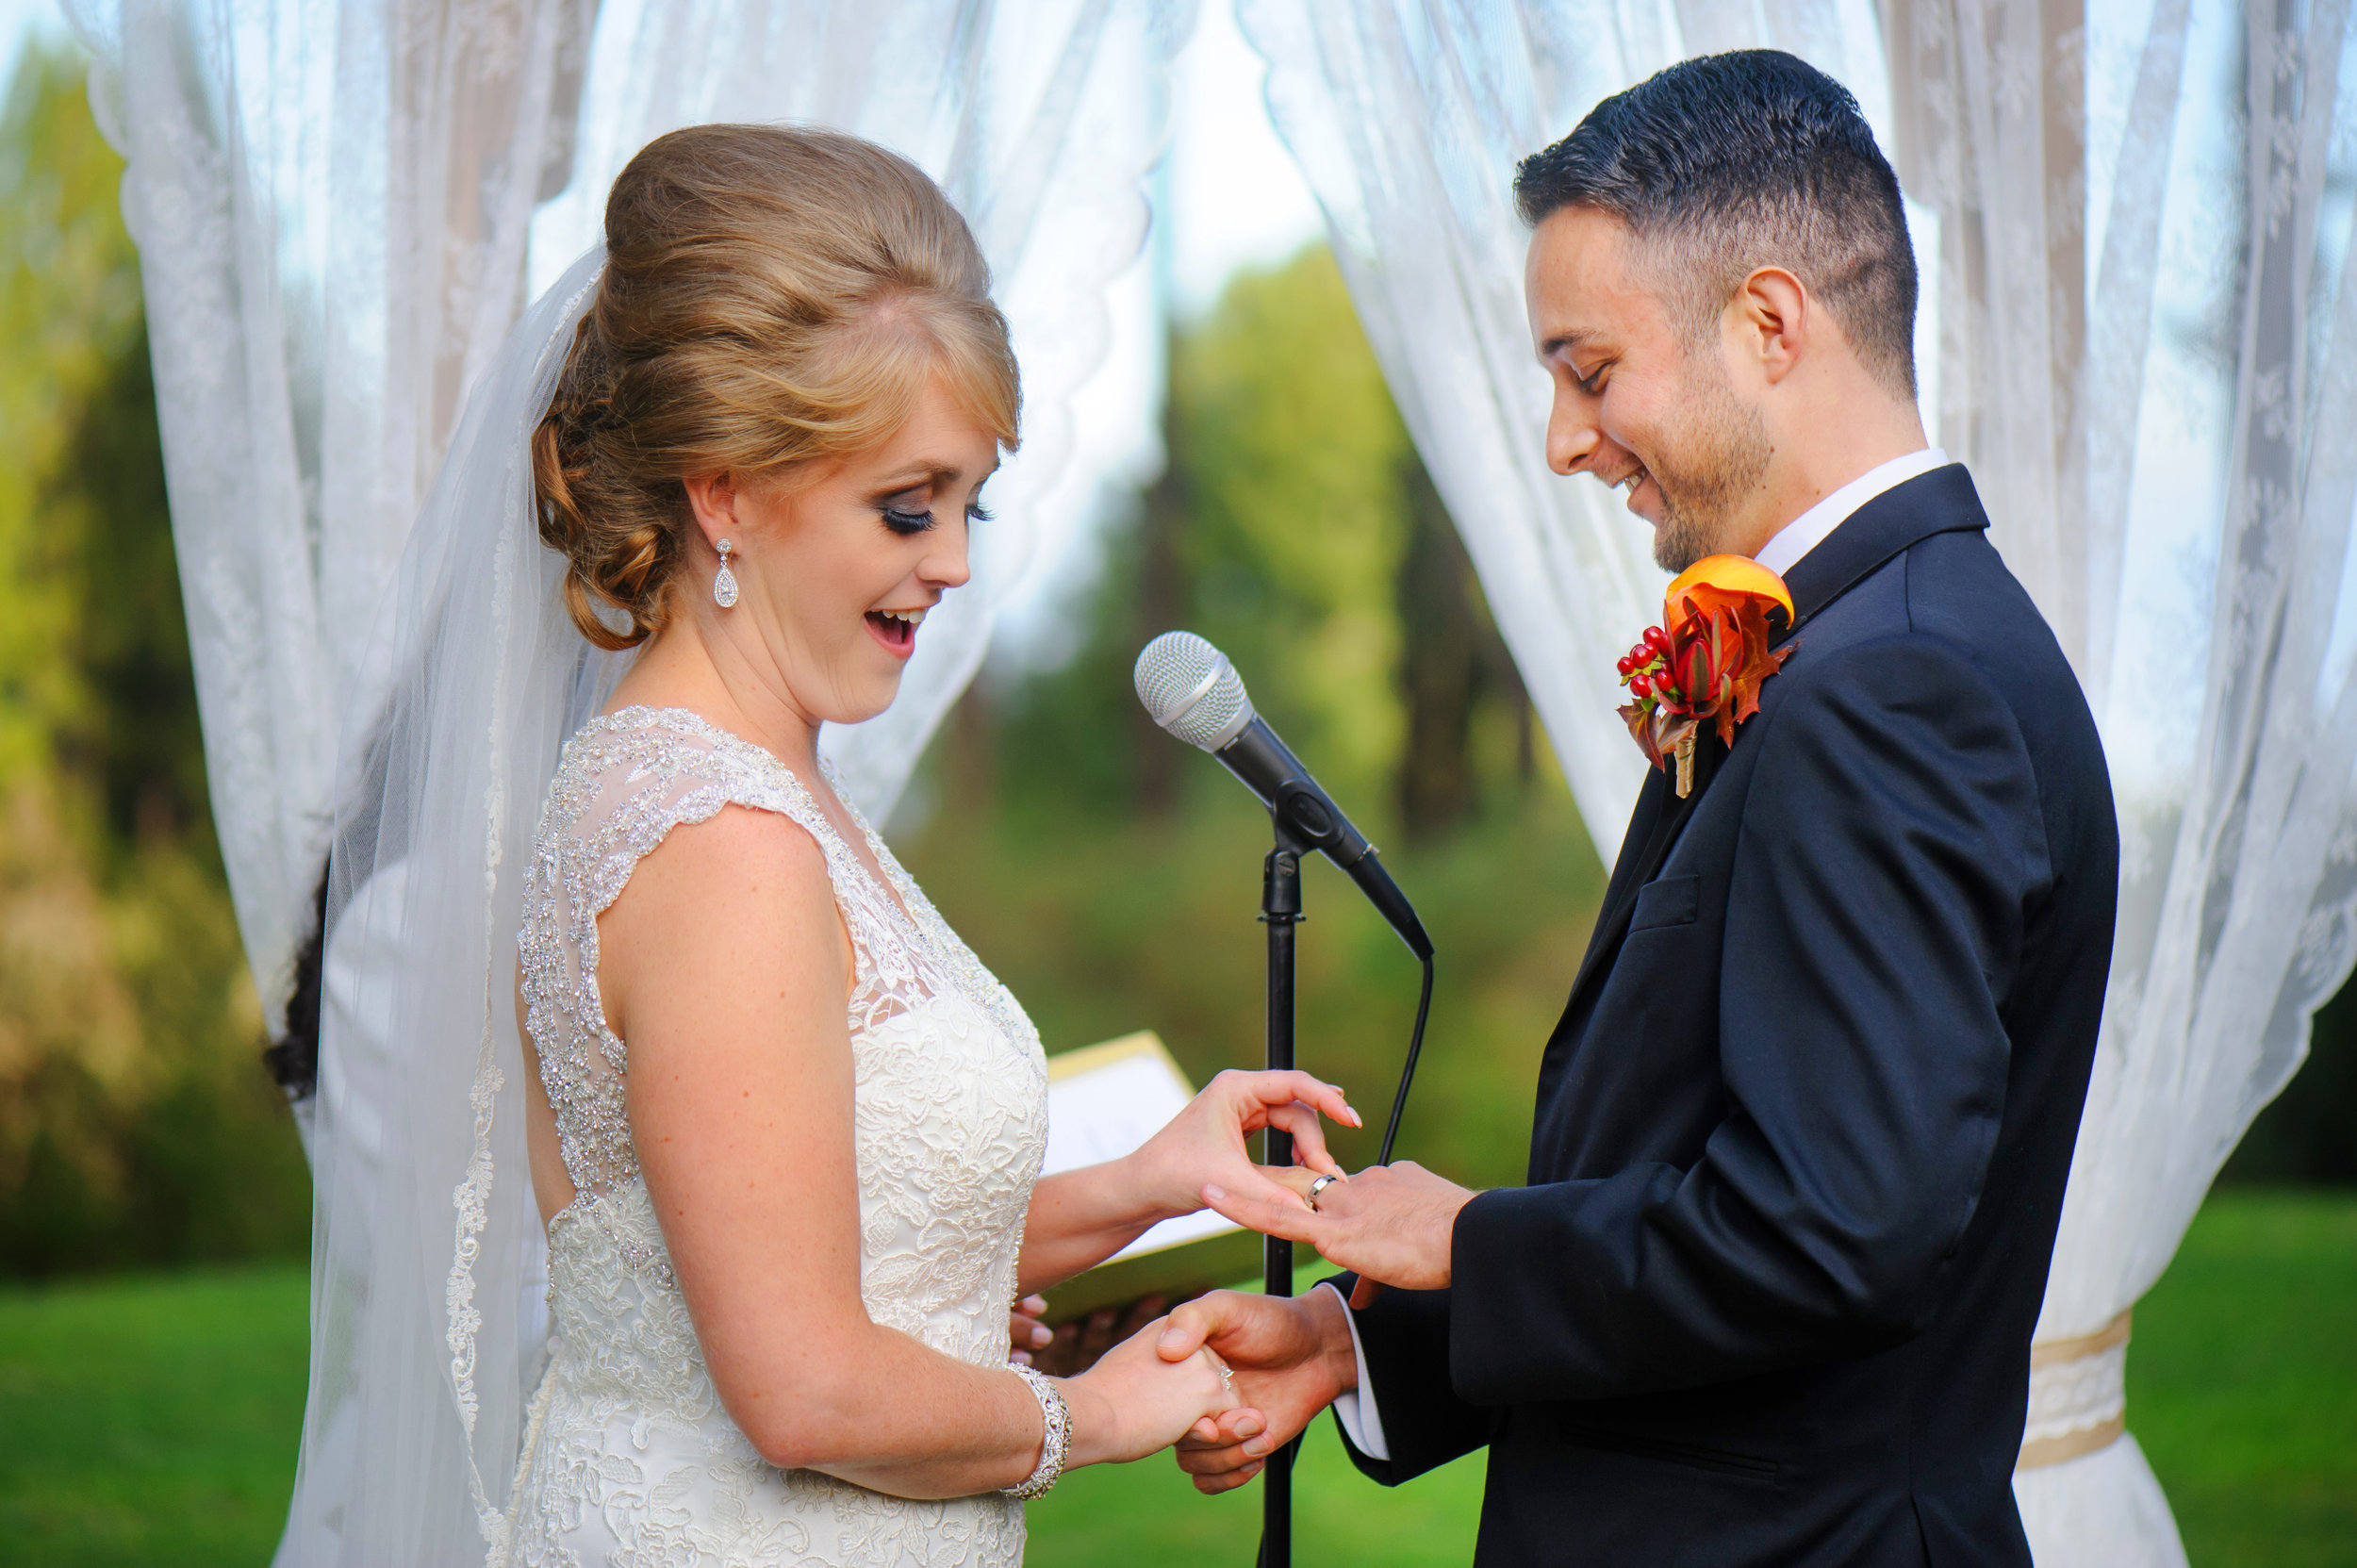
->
[
  {"left": 1060, "top": 1314, "right": 1247, "bottom": 1468},
  {"left": 1126, "top": 1071, "right": 1360, "bottom": 1222}
]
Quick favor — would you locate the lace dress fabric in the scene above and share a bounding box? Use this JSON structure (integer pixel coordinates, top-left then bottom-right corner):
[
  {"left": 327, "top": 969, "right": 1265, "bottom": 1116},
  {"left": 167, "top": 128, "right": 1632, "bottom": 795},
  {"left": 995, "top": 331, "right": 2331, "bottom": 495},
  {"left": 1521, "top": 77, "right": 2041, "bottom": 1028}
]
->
[{"left": 508, "top": 706, "right": 1047, "bottom": 1566}]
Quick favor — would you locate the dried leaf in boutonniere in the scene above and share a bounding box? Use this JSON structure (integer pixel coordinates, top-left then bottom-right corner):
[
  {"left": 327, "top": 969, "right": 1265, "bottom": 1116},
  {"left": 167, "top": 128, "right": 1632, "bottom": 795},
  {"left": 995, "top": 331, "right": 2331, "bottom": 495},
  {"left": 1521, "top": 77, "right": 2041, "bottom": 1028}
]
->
[{"left": 1615, "top": 554, "right": 1796, "bottom": 798}]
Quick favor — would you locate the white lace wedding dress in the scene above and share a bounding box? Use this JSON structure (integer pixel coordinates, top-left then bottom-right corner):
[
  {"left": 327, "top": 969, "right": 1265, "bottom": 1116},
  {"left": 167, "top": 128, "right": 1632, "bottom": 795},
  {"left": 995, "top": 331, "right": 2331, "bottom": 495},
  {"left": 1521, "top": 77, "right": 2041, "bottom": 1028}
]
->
[{"left": 505, "top": 706, "right": 1048, "bottom": 1567}]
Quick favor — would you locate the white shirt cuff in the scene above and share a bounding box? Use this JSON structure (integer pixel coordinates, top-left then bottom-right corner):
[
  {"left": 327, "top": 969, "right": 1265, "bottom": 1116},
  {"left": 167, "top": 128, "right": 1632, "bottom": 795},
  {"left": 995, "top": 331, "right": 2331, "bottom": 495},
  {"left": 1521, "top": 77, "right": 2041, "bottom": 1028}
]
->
[{"left": 1318, "top": 1281, "right": 1390, "bottom": 1461}]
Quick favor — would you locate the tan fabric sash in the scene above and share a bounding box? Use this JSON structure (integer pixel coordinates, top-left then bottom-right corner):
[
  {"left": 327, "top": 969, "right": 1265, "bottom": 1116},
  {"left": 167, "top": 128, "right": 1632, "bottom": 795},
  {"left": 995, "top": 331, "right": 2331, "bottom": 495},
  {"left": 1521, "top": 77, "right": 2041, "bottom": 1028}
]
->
[{"left": 2017, "top": 1311, "right": 2132, "bottom": 1469}]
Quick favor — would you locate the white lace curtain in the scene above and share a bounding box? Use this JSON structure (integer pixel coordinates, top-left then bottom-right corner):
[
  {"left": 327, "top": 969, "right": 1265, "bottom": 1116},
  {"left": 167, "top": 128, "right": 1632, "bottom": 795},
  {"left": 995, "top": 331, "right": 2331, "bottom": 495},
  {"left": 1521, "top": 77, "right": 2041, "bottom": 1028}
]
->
[
  {"left": 1242, "top": 2, "right": 2357, "bottom": 1562},
  {"left": 62, "top": 0, "right": 1194, "bottom": 1033}
]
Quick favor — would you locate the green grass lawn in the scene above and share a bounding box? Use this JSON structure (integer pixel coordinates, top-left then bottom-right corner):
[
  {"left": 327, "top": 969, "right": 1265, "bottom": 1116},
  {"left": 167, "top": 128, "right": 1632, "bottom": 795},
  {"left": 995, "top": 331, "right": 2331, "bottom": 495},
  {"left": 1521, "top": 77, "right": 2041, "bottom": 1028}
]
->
[
  {"left": 2123, "top": 1192, "right": 2357, "bottom": 1568},
  {"left": 0, "top": 1192, "right": 2349, "bottom": 1566},
  {"left": 0, "top": 1267, "right": 309, "bottom": 1563}
]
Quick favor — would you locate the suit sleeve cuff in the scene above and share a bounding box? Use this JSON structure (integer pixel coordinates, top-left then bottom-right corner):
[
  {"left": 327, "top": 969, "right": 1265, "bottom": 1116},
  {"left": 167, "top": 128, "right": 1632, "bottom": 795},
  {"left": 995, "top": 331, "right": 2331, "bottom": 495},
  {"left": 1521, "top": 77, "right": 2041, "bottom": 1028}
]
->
[{"left": 1318, "top": 1281, "right": 1390, "bottom": 1461}]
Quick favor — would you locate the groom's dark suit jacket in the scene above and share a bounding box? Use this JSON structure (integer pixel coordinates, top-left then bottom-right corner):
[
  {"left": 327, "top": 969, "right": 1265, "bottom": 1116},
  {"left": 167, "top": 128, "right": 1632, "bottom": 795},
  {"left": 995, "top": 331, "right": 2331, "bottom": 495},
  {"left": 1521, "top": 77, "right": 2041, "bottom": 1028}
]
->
[{"left": 1334, "top": 466, "right": 2117, "bottom": 1567}]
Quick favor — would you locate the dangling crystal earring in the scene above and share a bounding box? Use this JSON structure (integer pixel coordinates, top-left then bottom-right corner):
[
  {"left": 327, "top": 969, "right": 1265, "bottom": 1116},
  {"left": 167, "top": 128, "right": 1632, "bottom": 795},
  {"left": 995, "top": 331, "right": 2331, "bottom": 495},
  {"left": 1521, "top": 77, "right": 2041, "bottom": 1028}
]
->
[{"left": 712, "top": 538, "right": 739, "bottom": 608}]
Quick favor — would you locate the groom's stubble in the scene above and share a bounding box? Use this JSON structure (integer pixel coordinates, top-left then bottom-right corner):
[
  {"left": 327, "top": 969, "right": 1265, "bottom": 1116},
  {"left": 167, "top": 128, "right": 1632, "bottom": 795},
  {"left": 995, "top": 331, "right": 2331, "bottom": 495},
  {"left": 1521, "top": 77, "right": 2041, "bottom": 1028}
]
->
[{"left": 1645, "top": 336, "right": 1772, "bottom": 574}]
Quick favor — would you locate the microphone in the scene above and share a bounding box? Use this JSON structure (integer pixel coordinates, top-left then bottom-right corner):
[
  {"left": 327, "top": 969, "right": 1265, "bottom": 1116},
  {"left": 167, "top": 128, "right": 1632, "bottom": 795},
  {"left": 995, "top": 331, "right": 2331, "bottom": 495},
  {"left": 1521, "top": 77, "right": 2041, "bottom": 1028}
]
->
[{"left": 1134, "top": 632, "right": 1432, "bottom": 962}]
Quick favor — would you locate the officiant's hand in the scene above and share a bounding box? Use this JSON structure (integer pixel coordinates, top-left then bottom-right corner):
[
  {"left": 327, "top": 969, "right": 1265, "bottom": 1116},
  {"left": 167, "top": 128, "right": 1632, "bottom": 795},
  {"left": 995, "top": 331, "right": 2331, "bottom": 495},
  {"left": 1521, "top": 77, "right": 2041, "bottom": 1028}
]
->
[
  {"left": 1156, "top": 1288, "right": 1358, "bottom": 1494},
  {"left": 1199, "top": 1161, "right": 1475, "bottom": 1294},
  {"left": 1008, "top": 1295, "right": 1053, "bottom": 1367},
  {"left": 1127, "top": 1070, "right": 1360, "bottom": 1222}
]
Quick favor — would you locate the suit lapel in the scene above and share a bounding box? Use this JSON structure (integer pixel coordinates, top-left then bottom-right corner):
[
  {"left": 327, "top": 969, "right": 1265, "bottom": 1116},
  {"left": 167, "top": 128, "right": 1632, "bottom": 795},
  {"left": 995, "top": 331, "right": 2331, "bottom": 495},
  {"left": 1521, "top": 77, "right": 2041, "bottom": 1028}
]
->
[
  {"left": 1588, "top": 769, "right": 1671, "bottom": 944},
  {"left": 1560, "top": 730, "right": 1724, "bottom": 1015},
  {"left": 1775, "top": 463, "right": 1990, "bottom": 643}
]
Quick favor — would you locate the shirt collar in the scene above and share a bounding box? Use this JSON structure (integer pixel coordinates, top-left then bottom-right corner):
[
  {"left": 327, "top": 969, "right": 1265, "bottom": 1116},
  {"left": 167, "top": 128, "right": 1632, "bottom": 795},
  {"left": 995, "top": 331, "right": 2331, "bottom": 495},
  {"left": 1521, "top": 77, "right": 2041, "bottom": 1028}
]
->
[{"left": 1751, "top": 447, "right": 1951, "bottom": 578}]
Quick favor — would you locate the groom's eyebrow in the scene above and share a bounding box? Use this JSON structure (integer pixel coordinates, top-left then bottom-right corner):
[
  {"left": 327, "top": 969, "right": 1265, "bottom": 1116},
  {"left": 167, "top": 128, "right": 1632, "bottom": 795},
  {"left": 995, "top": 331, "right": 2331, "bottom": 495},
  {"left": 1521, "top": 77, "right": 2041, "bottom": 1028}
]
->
[{"left": 1537, "top": 328, "right": 1593, "bottom": 361}]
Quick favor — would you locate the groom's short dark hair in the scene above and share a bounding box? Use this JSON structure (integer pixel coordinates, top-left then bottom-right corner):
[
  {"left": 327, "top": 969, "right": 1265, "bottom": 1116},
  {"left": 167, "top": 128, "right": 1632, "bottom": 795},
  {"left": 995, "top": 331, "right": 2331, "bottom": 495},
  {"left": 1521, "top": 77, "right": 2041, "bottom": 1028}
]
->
[{"left": 1514, "top": 50, "right": 1918, "bottom": 401}]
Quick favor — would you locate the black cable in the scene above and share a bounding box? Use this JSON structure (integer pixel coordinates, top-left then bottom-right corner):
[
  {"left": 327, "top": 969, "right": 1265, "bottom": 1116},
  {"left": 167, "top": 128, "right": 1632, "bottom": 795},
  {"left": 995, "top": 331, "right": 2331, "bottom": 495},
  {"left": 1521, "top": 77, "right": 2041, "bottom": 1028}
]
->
[{"left": 1376, "top": 953, "right": 1434, "bottom": 1166}]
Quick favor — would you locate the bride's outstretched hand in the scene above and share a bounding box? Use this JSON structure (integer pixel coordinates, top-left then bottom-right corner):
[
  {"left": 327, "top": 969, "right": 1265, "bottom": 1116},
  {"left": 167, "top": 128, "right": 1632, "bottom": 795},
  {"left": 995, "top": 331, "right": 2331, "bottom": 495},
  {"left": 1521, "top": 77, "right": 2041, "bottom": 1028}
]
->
[
  {"left": 1129, "top": 1071, "right": 1360, "bottom": 1220},
  {"left": 1015, "top": 1071, "right": 1357, "bottom": 1291},
  {"left": 1060, "top": 1314, "right": 1251, "bottom": 1468}
]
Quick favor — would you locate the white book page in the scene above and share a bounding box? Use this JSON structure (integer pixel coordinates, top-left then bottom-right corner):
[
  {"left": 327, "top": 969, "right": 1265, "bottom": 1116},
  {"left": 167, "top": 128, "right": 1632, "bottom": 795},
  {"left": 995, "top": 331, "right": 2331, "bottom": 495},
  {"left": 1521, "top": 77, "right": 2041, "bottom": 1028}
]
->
[{"left": 1044, "top": 1039, "right": 1245, "bottom": 1262}]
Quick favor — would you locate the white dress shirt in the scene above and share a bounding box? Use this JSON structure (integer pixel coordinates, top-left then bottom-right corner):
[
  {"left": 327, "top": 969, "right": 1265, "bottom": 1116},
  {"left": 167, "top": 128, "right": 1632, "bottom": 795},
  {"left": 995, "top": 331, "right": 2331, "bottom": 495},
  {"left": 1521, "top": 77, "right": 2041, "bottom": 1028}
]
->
[
  {"left": 1751, "top": 447, "right": 1950, "bottom": 577},
  {"left": 1326, "top": 444, "right": 1953, "bottom": 1465}
]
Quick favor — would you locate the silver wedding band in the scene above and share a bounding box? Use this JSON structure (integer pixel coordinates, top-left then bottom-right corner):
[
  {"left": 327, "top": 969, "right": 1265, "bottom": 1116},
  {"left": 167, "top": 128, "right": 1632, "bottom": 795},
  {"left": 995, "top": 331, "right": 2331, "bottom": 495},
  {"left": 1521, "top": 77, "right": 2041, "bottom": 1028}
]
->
[{"left": 1307, "top": 1174, "right": 1338, "bottom": 1211}]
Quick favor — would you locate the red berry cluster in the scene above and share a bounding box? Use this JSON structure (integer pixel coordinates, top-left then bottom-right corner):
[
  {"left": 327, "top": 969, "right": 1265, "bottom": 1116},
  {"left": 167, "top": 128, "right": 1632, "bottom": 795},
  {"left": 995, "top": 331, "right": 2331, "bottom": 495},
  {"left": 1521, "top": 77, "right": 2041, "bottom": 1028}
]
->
[{"left": 1616, "top": 624, "right": 1675, "bottom": 703}]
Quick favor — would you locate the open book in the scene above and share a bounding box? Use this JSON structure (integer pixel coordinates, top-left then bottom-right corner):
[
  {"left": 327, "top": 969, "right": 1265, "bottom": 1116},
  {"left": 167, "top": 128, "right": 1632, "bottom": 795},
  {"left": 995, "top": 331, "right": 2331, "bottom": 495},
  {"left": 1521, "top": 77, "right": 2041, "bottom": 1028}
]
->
[{"left": 1039, "top": 1032, "right": 1265, "bottom": 1322}]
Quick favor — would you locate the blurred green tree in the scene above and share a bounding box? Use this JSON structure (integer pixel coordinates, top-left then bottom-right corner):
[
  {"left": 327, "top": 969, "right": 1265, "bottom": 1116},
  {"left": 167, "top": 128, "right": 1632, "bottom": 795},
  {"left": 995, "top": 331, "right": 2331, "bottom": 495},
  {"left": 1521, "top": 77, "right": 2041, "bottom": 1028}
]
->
[
  {"left": 1172, "top": 247, "right": 1409, "bottom": 811},
  {"left": 1393, "top": 450, "right": 1536, "bottom": 840},
  {"left": 991, "top": 245, "right": 1528, "bottom": 839},
  {"left": 0, "top": 42, "right": 308, "bottom": 1278},
  {"left": 0, "top": 41, "right": 141, "bottom": 783}
]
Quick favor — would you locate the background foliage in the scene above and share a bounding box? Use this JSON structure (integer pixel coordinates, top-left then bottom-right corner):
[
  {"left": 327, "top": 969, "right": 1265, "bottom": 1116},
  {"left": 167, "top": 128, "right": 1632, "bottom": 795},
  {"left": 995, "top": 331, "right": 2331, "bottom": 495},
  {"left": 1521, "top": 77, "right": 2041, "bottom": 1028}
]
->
[{"left": 0, "top": 46, "right": 307, "bottom": 1279}]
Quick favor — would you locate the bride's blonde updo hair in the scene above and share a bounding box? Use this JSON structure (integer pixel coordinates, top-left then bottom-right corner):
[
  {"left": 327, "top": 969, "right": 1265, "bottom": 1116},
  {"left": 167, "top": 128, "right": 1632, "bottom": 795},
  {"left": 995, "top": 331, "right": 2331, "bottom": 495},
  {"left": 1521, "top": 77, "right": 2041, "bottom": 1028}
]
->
[{"left": 534, "top": 124, "right": 1021, "bottom": 650}]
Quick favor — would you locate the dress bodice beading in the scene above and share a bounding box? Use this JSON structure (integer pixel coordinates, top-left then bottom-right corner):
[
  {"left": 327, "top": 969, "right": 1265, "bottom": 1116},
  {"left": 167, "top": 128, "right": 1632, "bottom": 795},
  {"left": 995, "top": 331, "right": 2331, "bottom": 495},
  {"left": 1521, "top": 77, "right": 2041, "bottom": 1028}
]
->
[{"left": 508, "top": 706, "right": 1047, "bottom": 1567}]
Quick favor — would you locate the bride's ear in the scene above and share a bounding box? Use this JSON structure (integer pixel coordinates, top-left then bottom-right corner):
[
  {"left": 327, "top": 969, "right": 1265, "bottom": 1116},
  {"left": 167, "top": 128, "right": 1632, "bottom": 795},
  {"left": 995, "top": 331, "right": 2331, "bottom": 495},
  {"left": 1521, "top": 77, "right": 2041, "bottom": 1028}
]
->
[{"left": 682, "top": 471, "right": 737, "bottom": 551}]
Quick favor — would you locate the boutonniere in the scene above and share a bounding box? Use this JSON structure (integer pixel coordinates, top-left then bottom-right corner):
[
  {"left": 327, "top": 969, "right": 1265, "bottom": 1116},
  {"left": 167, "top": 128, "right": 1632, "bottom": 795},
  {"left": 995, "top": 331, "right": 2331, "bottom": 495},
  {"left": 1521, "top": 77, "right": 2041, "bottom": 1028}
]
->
[{"left": 1616, "top": 554, "right": 1796, "bottom": 799}]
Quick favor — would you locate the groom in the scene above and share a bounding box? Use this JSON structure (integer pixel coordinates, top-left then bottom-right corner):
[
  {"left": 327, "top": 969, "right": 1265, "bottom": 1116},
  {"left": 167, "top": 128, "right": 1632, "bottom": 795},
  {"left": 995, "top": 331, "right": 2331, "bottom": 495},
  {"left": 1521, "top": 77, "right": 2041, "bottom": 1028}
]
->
[{"left": 1162, "top": 50, "right": 2117, "bottom": 1567}]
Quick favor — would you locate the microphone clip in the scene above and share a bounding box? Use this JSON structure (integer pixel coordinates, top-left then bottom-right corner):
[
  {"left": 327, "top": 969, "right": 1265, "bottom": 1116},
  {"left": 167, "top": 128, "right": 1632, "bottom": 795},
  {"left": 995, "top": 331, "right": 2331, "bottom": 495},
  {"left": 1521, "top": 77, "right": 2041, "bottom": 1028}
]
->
[{"left": 1260, "top": 832, "right": 1306, "bottom": 927}]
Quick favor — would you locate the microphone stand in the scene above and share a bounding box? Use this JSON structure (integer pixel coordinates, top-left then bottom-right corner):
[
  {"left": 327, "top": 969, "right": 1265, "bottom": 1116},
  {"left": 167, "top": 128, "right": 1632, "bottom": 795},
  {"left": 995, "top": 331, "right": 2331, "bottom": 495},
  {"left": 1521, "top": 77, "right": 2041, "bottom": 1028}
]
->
[{"left": 1257, "top": 818, "right": 1307, "bottom": 1568}]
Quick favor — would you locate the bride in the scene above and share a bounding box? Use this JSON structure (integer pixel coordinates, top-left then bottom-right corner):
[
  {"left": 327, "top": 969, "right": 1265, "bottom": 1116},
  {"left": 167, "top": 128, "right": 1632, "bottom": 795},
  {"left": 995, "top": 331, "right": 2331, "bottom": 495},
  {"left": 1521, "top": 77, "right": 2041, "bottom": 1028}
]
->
[{"left": 283, "top": 124, "right": 1341, "bottom": 1566}]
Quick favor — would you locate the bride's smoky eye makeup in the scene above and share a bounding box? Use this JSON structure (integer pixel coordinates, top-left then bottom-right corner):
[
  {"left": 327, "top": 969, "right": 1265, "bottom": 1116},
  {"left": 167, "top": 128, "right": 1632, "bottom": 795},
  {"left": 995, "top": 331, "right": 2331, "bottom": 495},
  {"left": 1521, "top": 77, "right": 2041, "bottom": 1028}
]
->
[
  {"left": 877, "top": 491, "right": 993, "bottom": 536},
  {"left": 876, "top": 486, "right": 935, "bottom": 535}
]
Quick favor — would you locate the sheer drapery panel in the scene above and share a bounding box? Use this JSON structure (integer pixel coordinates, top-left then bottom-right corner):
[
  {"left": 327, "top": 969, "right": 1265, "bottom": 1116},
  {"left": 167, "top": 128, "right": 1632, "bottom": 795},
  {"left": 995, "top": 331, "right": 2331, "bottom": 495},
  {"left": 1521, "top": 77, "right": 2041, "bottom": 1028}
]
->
[
  {"left": 64, "top": 0, "right": 596, "bottom": 1031},
  {"left": 1241, "top": 3, "right": 2357, "bottom": 1562}
]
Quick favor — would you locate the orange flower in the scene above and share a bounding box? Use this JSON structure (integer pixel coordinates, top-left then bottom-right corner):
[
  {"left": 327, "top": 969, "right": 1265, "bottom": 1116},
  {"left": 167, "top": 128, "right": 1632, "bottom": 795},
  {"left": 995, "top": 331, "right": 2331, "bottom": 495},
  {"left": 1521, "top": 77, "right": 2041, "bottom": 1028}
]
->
[
  {"left": 1663, "top": 554, "right": 1793, "bottom": 623},
  {"left": 1616, "top": 554, "right": 1795, "bottom": 783}
]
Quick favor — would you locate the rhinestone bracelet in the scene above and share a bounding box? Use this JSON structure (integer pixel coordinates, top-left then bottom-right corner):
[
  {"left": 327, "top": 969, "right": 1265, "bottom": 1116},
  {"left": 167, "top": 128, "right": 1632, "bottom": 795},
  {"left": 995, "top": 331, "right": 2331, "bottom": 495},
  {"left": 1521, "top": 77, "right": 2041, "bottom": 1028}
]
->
[{"left": 1000, "top": 1364, "right": 1070, "bottom": 1500}]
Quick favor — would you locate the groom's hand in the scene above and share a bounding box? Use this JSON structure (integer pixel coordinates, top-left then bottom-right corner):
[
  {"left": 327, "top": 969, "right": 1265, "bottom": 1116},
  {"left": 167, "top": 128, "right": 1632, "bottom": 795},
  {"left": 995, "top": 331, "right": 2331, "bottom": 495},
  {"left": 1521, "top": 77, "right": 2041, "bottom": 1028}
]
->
[
  {"left": 1159, "top": 1288, "right": 1358, "bottom": 1494},
  {"left": 1126, "top": 1069, "right": 1360, "bottom": 1222},
  {"left": 1200, "top": 1161, "right": 1474, "bottom": 1294}
]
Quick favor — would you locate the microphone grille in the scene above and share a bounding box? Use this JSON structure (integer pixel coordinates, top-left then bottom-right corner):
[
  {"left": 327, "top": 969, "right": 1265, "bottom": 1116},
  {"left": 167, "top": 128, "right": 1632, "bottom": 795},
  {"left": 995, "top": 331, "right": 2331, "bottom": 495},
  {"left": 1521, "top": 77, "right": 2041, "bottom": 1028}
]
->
[{"left": 1134, "top": 631, "right": 1254, "bottom": 751}]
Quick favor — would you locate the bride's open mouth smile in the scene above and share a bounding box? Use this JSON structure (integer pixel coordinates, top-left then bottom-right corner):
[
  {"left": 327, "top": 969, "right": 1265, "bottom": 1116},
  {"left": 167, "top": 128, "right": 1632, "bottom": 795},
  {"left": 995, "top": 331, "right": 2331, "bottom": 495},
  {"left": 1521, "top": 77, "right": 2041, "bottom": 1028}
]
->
[{"left": 865, "top": 606, "right": 927, "bottom": 659}]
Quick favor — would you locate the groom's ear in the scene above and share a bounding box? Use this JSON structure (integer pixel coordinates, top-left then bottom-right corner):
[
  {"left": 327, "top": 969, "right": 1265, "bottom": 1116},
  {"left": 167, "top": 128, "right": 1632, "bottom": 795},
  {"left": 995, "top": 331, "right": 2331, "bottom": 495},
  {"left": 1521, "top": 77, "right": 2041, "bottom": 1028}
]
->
[{"left": 1731, "top": 266, "right": 1810, "bottom": 388}]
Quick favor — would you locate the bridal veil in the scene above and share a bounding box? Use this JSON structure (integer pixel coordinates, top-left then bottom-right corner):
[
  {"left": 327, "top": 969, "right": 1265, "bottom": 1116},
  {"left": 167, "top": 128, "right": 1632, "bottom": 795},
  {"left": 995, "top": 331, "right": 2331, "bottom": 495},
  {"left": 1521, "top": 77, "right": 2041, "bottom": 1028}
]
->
[{"left": 282, "top": 246, "right": 623, "bottom": 1566}]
